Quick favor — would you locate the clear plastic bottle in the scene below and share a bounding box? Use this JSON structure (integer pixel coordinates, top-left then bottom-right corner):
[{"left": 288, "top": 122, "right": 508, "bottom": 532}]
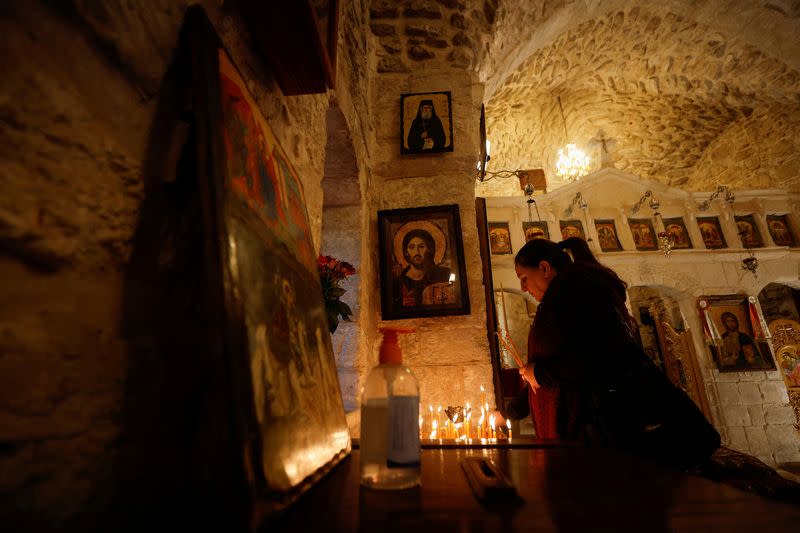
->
[{"left": 360, "top": 327, "right": 421, "bottom": 489}]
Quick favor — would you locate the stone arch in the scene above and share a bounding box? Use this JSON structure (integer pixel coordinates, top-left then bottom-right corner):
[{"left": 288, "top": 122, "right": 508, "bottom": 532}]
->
[
  {"left": 480, "top": 0, "right": 800, "bottom": 191},
  {"left": 757, "top": 281, "right": 800, "bottom": 325},
  {"left": 320, "top": 96, "right": 362, "bottom": 412},
  {"left": 482, "top": 0, "right": 800, "bottom": 99}
]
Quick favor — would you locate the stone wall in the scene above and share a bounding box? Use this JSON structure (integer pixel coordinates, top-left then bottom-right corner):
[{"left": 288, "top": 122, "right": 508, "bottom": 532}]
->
[
  {"left": 321, "top": 206, "right": 362, "bottom": 412},
  {"left": 370, "top": 0, "right": 495, "bottom": 73},
  {"left": 688, "top": 105, "right": 800, "bottom": 192},
  {"left": 0, "top": 0, "right": 369, "bottom": 527}
]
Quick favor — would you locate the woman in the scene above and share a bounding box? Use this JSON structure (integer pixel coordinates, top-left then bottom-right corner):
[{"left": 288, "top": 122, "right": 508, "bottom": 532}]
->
[{"left": 499, "top": 237, "right": 720, "bottom": 469}]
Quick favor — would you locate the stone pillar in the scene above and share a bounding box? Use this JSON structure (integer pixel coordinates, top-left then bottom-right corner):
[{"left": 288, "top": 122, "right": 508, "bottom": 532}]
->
[{"left": 368, "top": 68, "right": 495, "bottom": 416}]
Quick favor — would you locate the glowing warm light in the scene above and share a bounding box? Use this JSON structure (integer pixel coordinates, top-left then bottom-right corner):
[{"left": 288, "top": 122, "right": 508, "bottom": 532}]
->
[
  {"left": 448, "top": 273, "right": 456, "bottom": 283},
  {"left": 283, "top": 430, "right": 350, "bottom": 485},
  {"left": 430, "top": 420, "right": 438, "bottom": 439},
  {"left": 555, "top": 143, "right": 591, "bottom": 182},
  {"left": 507, "top": 419, "right": 512, "bottom": 439}
]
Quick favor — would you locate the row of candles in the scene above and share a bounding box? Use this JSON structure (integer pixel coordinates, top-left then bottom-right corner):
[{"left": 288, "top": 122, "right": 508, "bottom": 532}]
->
[{"left": 417, "top": 385, "right": 512, "bottom": 441}]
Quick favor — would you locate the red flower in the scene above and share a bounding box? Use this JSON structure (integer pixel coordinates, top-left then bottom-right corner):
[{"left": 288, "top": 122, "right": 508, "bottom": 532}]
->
[{"left": 317, "top": 254, "right": 357, "bottom": 333}]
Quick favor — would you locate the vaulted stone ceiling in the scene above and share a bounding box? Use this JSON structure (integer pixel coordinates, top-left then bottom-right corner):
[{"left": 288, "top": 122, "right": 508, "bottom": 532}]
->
[{"left": 478, "top": 1, "right": 800, "bottom": 195}]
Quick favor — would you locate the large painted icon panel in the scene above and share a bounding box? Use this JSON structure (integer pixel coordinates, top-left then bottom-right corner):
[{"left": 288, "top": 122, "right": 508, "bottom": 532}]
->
[
  {"left": 189, "top": 7, "right": 350, "bottom": 516},
  {"left": 378, "top": 205, "right": 470, "bottom": 320},
  {"left": 698, "top": 295, "right": 776, "bottom": 372}
]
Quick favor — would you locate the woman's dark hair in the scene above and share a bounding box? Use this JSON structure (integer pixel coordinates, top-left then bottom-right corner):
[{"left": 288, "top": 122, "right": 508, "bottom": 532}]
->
[
  {"left": 514, "top": 237, "right": 595, "bottom": 270},
  {"left": 515, "top": 237, "right": 628, "bottom": 296}
]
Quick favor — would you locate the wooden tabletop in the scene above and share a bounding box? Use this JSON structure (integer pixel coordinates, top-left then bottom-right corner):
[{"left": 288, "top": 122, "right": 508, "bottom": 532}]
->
[{"left": 269, "top": 447, "right": 800, "bottom": 532}]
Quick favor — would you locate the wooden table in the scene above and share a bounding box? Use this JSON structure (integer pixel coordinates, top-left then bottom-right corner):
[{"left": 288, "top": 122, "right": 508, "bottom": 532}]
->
[{"left": 270, "top": 447, "right": 800, "bottom": 531}]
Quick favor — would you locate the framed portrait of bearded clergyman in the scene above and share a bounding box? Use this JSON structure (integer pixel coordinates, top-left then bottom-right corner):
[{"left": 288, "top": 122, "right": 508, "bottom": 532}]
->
[
  {"left": 378, "top": 205, "right": 470, "bottom": 320},
  {"left": 400, "top": 91, "right": 454, "bottom": 154}
]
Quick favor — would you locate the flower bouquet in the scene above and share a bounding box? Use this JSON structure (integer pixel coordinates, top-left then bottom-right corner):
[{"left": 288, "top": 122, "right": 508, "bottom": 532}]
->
[{"left": 317, "top": 254, "right": 356, "bottom": 334}]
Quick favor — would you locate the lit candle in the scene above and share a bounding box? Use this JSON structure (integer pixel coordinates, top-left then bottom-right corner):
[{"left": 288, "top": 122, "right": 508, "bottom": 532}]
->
[
  {"left": 478, "top": 412, "right": 485, "bottom": 439},
  {"left": 419, "top": 415, "right": 423, "bottom": 439},
  {"left": 428, "top": 405, "right": 434, "bottom": 434},
  {"left": 507, "top": 419, "right": 512, "bottom": 439},
  {"left": 490, "top": 414, "right": 496, "bottom": 440},
  {"left": 465, "top": 411, "right": 472, "bottom": 440},
  {"left": 430, "top": 420, "right": 438, "bottom": 440}
]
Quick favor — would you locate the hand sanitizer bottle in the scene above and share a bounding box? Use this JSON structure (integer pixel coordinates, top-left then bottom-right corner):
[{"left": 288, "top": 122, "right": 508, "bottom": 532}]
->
[{"left": 360, "top": 327, "right": 420, "bottom": 489}]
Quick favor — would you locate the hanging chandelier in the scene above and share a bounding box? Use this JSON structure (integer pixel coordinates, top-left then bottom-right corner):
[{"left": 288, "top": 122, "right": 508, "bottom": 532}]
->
[
  {"left": 555, "top": 96, "right": 591, "bottom": 182},
  {"left": 556, "top": 144, "right": 591, "bottom": 182}
]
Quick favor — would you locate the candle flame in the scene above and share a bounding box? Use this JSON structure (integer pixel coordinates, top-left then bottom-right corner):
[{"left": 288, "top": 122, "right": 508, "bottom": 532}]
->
[
  {"left": 453, "top": 413, "right": 459, "bottom": 423},
  {"left": 465, "top": 411, "right": 472, "bottom": 422},
  {"left": 478, "top": 414, "right": 485, "bottom": 425},
  {"left": 490, "top": 414, "right": 496, "bottom": 429},
  {"left": 419, "top": 416, "right": 423, "bottom": 429},
  {"left": 465, "top": 401, "right": 471, "bottom": 409},
  {"left": 437, "top": 406, "right": 442, "bottom": 413},
  {"left": 480, "top": 384, "right": 485, "bottom": 392},
  {"left": 506, "top": 419, "right": 511, "bottom": 429},
  {"left": 428, "top": 405, "right": 433, "bottom": 412},
  {"left": 485, "top": 402, "right": 489, "bottom": 412}
]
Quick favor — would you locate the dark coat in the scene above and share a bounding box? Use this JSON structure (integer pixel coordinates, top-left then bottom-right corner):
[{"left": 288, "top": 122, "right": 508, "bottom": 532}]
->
[{"left": 510, "top": 261, "right": 720, "bottom": 468}]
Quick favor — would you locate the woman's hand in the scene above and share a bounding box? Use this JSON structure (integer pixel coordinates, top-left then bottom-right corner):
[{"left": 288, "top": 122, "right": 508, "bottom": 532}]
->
[{"left": 519, "top": 363, "right": 540, "bottom": 392}]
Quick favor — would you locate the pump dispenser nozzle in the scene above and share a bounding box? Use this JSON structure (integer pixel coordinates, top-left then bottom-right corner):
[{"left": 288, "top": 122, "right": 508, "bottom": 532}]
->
[{"left": 378, "top": 327, "right": 414, "bottom": 365}]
